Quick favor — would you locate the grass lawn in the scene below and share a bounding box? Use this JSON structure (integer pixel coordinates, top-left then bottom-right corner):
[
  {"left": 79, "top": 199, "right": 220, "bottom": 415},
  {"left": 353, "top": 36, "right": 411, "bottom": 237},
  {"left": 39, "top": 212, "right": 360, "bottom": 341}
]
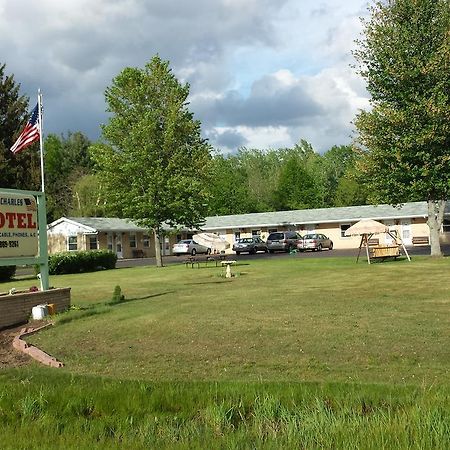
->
[
  {"left": 1, "top": 255, "right": 449, "bottom": 448},
  {"left": 10, "top": 255, "right": 450, "bottom": 384}
]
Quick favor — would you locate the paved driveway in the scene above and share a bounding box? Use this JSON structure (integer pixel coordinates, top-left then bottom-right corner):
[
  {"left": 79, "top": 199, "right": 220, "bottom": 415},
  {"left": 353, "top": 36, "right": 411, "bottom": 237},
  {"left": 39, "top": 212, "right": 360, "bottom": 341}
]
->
[{"left": 117, "top": 244, "right": 448, "bottom": 268}]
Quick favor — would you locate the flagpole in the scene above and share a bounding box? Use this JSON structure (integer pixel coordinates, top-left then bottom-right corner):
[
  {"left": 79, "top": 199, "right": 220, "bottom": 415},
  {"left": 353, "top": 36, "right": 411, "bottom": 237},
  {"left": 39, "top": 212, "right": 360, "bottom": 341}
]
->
[{"left": 38, "top": 89, "right": 45, "bottom": 192}]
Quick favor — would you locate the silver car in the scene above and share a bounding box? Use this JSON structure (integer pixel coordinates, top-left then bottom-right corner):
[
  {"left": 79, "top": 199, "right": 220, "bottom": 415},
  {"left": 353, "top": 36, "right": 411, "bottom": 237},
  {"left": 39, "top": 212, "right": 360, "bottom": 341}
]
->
[
  {"left": 266, "top": 231, "right": 303, "bottom": 253},
  {"left": 298, "top": 234, "right": 333, "bottom": 251},
  {"left": 232, "top": 237, "right": 268, "bottom": 255},
  {"left": 172, "top": 239, "right": 211, "bottom": 256}
]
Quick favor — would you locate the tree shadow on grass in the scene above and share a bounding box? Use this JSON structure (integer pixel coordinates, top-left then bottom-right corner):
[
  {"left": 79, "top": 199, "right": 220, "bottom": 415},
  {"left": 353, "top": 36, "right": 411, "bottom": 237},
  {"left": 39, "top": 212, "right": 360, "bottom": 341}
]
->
[
  {"left": 184, "top": 280, "right": 230, "bottom": 285},
  {"left": 56, "top": 292, "right": 175, "bottom": 325},
  {"left": 123, "top": 291, "right": 175, "bottom": 302}
]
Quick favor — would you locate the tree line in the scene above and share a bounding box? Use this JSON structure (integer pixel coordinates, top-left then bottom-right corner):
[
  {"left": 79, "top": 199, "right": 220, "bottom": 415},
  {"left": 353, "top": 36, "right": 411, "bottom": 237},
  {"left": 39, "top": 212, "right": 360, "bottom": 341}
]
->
[{"left": 2, "top": 131, "right": 370, "bottom": 222}]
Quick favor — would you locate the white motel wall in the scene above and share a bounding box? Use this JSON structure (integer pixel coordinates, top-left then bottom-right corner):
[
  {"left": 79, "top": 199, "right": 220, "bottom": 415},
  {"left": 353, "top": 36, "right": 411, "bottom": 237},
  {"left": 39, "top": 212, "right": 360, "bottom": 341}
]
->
[{"left": 47, "top": 201, "right": 450, "bottom": 257}]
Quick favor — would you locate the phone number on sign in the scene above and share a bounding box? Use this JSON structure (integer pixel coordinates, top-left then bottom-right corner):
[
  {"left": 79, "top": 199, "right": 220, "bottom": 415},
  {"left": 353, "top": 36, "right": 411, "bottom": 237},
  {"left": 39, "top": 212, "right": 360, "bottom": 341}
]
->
[{"left": 0, "top": 240, "right": 19, "bottom": 248}]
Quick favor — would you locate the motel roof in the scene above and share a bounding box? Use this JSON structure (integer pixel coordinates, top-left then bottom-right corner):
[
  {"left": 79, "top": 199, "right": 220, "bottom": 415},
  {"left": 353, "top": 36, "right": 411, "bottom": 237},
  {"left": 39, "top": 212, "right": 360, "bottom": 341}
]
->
[
  {"left": 49, "top": 201, "right": 449, "bottom": 233},
  {"left": 201, "top": 202, "right": 443, "bottom": 231},
  {"left": 48, "top": 217, "right": 146, "bottom": 233}
]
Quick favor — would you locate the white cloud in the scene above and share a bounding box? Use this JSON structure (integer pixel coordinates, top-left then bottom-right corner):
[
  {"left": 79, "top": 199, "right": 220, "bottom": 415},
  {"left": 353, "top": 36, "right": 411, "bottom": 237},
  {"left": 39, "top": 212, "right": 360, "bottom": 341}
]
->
[{"left": 0, "top": 0, "right": 371, "bottom": 153}]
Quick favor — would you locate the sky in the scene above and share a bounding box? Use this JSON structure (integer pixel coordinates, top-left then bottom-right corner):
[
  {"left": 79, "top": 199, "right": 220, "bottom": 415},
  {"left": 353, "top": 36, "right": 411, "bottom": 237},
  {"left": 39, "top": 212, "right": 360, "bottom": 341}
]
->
[{"left": 0, "top": 0, "right": 372, "bottom": 154}]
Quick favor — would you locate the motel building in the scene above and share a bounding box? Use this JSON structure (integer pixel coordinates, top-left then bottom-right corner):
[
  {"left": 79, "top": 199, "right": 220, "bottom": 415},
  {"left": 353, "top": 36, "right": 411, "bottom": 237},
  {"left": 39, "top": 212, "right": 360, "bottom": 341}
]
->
[{"left": 47, "top": 201, "right": 450, "bottom": 258}]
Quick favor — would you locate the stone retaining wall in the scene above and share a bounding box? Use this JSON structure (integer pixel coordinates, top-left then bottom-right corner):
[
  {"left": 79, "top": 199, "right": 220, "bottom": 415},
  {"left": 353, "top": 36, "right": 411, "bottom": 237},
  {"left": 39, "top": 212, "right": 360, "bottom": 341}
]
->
[{"left": 0, "top": 288, "right": 71, "bottom": 330}]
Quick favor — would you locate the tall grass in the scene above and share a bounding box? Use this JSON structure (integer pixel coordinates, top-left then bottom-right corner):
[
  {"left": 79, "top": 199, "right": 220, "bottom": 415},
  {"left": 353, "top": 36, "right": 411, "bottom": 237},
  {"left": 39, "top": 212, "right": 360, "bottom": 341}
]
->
[{"left": 0, "top": 368, "right": 448, "bottom": 449}]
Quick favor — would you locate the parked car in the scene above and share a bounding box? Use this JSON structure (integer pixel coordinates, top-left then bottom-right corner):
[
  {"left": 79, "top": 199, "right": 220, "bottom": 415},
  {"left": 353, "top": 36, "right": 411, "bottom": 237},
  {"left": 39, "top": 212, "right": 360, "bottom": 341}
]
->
[
  {"left": 298, "top": 233, "right": 333, "bottom": 251},
  {"left": 232, "top": 236, "right": 268, "bottom": 255},
  {"left": 172, "top": 239, "right": 211, "bottom": 256},
  {"left": 266, "top": 231, "right": 303, "bottom": 253}
]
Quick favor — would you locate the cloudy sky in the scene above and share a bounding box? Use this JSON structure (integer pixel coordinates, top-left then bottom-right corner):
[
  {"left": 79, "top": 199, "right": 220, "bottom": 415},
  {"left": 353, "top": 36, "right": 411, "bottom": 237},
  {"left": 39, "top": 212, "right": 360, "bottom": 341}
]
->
[{"left": 1, "top": 0, "right": 371, "bottom": 153}]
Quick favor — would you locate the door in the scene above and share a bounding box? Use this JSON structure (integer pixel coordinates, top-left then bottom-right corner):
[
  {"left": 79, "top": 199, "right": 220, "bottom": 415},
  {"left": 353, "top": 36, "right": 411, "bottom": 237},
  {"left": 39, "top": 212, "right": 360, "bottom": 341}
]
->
[
  {"left": 115, "top": 234, "right": 123, "bottom": 258},
  {"left": 401, "top": 220, "right": 412, "bottom": 245},
  {"left": 162, "top": 236, "right": 170, "bottom": 256}
]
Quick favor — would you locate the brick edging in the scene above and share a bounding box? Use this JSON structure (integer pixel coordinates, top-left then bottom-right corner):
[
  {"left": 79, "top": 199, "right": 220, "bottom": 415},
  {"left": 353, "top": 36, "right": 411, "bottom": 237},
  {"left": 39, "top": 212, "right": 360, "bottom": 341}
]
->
[{"left": 12, "top": 324, "right": 64, "bottom": 368}]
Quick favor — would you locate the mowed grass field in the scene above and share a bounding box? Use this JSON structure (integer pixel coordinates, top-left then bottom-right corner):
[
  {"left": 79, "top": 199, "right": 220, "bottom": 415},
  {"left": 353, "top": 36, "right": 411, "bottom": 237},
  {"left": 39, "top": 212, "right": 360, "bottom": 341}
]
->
[
  {"left": 19, "top": 256, "right": 450, "bottom": 384},
  {"left": 1, "top": 256, "right": 449, "bottom": 448}
]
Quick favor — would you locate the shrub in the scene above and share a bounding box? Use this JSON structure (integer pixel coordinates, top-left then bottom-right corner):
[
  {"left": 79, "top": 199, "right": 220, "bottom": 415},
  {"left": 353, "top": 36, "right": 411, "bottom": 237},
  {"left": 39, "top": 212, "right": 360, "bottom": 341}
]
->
[
  {"left": 0, "top": 265, "right": 16, "bottom": 281},
  {"left": 48, "top": 250, "right": 117, "bottom": 275},
  {"left": 111, "top": 285, "right": 125, "bottom": 304}
]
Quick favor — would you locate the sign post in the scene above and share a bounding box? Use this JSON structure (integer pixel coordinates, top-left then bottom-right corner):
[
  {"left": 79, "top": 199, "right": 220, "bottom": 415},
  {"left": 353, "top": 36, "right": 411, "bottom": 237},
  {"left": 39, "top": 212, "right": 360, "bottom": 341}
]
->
[{"left": 0, "top": 188, "right": 49, "bottom": 290}]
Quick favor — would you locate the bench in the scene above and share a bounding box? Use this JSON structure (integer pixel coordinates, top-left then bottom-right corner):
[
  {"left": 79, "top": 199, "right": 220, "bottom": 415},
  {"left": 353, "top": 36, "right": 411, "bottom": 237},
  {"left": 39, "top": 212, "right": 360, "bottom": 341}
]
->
[
  {"left": 368, "top": 238, "right": 380, "bottom": 246},
  {"left": 132, "top": 249, "right": 145, "bottom": 258},
  {"left": 370, "top": 245, "right": 400, "bottom": 260},
  {"left": 184, "top": 256, "right": 199, "bottom": 268},
  {"left": 412, "top": 236, "right": 429, "bottom": 245}
]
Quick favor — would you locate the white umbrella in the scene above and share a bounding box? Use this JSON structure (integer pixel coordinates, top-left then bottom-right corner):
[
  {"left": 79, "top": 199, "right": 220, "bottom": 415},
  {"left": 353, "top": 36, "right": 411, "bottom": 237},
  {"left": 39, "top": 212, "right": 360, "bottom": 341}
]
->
[
  {"left": 193, "top": 232, "right": 230, "bottom": 252},
  {"left": 345, "top": 219, "right": 388, "bottom": 236}
]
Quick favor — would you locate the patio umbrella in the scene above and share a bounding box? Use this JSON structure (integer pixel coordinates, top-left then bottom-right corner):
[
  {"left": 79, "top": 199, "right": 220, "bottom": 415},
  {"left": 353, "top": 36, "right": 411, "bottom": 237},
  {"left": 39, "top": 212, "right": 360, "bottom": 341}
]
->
[
  {"left": 345, "top": 219, "right": 388, "bottom": 236},
  {"left": 193, "top": 232, "right": 230, "bottom": 252}
]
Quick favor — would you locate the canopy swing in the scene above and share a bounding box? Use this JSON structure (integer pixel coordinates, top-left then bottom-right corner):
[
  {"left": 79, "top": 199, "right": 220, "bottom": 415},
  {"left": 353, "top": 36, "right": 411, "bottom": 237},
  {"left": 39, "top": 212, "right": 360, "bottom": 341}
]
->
[{"left": 345, "top": 219, "right": 411, "bottom": 264}]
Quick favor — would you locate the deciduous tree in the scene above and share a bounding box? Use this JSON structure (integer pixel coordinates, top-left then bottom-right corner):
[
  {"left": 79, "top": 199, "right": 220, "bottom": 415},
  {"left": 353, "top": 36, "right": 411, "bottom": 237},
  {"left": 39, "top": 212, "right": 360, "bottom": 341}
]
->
[
  {"left": 354, "top": 0, "right": 450, "bottom": 255},
  {"left": 45, "top": 132, "right": 93, "bottom": 222},
  {"left": 70, "top": 174, "right": 106, "bottom": 217},
  {"left": 91, "top": 56, "right": 212, "bottom": 266}
]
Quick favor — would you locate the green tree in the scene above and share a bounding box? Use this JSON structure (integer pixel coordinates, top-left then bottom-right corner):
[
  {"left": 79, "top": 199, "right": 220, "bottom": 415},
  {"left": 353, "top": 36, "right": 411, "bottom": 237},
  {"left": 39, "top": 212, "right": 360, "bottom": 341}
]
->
[
  {"left": 321, "top": 145, "right": 358, "bottom": 206},
  {"left": 91, "top": 56, "right": 212, "bottom": 267},
  {"left": 208, "top": 154, "right": 251, "bottom": 215},
  {"left": 238, "top": 148, "right": 281, "bottom": 212},
  {"left": 272, "top": 155, "right": 320, "bottom": 210},
  {"left": 44, "top": 132, "right": 93, "bottom": 222},
  {"left": 354, "top": 0, "right": 450, "bottom": 256},
  {"left": 334, "top": 168, "right": 369, "bottom": 207},
  {"left": 0, "top": 63, "right": 40, "bottom": 190},
  {"left": 70, "top": 174, "right": 106, "bottom": 217},
  {"left": 272, "top": 141, "right": 326, "bottom": 210}
]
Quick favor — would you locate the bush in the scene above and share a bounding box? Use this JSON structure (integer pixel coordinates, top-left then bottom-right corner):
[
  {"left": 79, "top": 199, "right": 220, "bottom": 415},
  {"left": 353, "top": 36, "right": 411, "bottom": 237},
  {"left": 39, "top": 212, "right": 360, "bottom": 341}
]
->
[
  {"left": 48, "top": 250, "right": 117, "bottom": 275},
  {"left": 0, "top": 265, "right": 16, "bottom": 282},
  {"left": 111, "top": 285, "right": 125, "bottom": 304}
]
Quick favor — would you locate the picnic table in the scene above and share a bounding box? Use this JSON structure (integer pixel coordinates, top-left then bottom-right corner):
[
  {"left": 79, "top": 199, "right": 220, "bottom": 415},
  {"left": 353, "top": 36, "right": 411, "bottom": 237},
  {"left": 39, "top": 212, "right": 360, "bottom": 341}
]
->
[{"left": 184, "top": 253, "right": 228, "bottom": 268}]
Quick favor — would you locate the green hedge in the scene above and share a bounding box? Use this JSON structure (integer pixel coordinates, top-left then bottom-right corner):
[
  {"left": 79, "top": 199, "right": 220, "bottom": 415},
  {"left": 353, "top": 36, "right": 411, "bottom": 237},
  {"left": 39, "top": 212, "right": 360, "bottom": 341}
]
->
[
  {"left": 48, "top": 250, "right": 117, "bottom": 275},
  {"left": 0, "top": 265, "right": 16, "bottom": 282}
]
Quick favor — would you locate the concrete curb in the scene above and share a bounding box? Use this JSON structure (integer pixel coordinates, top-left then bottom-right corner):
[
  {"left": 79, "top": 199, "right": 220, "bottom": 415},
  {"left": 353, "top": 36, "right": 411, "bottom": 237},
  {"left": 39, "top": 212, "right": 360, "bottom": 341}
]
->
[{"left": 12, "top": 323, "right": 64, "bottom": 368}]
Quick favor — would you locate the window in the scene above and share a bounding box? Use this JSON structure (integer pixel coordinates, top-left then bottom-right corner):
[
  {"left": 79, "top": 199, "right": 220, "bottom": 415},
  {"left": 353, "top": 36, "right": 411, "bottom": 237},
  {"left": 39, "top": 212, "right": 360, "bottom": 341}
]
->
[
  {"left": 268, "top": 228, "right": 278, "bottom": 233},
  {"left": 443, "top": 219, "right": 450, "bottom": 233},
  {"left": 268, "top": 232, "right": 284, "bottom": 240},
  {"left": 252, "top": 229, "right": 260, "bottom": 236},
  {"left": 143, "top": 234, "right": 150, "bottom": 248},
  {"left": 129, "top": 233, "right": 137, "bottom": 248},
  {"left": 340, "top": 224, "right": 351, "bottom": 238},
  {"left": 89, "top": 236, "right": 98, "bottom": 250},
  {"left": 68, "top": 236, "right": 77, "bottom": 251},
  {"left": 234, "top": 231, "right": 240, "bottom": 241}
]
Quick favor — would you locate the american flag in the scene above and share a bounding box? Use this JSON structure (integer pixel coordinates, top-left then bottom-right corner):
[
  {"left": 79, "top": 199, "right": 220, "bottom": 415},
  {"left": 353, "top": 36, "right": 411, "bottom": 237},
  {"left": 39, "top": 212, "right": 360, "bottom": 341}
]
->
[{"left": 10, "top": 104, "right": 40, "bottom": 154}]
